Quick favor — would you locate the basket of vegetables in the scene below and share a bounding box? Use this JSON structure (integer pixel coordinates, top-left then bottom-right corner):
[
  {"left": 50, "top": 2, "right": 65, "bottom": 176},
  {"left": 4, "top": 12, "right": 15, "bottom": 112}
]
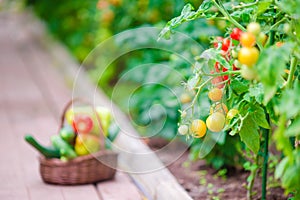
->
[{"left": 25, "top": 99, "right": 119, "bottom": 185}]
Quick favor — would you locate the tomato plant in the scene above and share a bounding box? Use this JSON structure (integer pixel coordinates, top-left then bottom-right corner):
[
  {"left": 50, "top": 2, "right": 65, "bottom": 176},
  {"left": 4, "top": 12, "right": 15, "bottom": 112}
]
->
[
  {"left": 28, "top": 0, "right": 217, "bottom": 141},
  {"left": 160, "top": 0, "right": 300, "bottom": 199}
]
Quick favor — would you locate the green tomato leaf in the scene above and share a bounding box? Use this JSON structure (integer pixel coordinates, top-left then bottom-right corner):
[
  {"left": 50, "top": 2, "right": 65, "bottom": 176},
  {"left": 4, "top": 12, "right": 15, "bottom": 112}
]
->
[
  {"left": 248, "top": 83, "right": 264, "bottom": 104},
  {"left": 257, "top": 0, "right": 272, "bottom": 15},
  {"left": 239, "top": 114, "right": 260, "bottom": 154},
  {"left": 255, "top": 43, "right": 293, "bottom": 105},
  {"left": 274, "top": 116, "right": 294, "bottom": 158},
  {"left": 252, "top": 104, "right": 270, "bottom": 129},
  {"left": 281, "top": 164, "right": 300, "bottom": 192},
  {"left": 286, "top": 117, "right": 300, "bottom": 137},
  {"left": 186, "top": 73, "right": 200, "bottom": 91},
  {"left": 199, "top": 0, "right": 213, "bottom": 10},
  {"left": 275, "top": 157, "right": 289, "bottom": 179},
  {"left": 231, "top": 79, "right": 248, "bottom": 94},
  {"left": 277, "top": 0, "right": 300, "bottom": 20},
  {"left": 231, "top": 8, "right": 253, "bottom": 23},
  {"left": 278, "top": 82, "right": 300, "bottom": 119},
  {"left": 200, "top": 48, "right": 231, "bottom": 70},
  {"left": 159, "top": 2, "right": 212, "bottom": 39}
]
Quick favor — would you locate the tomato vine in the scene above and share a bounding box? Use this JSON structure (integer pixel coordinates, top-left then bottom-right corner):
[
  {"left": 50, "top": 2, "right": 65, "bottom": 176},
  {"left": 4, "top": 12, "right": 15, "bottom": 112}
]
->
[{"left": 161, "top": 0, "right": 300, "bottom": 199}]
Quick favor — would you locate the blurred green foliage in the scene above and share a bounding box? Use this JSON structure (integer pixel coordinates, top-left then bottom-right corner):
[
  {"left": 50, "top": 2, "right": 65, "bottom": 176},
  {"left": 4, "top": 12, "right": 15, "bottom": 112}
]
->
[{"left": 26, "top": 0, "right": 242, "bottom": 169}]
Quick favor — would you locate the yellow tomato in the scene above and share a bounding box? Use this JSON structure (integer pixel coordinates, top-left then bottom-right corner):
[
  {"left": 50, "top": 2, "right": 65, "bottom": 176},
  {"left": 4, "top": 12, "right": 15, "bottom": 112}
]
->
[
  {"left": 206, "top": 112, "right": 226, "bottom": 132},
  {"left": 191, "top": 119, "right": 207, "bottom": 138}
]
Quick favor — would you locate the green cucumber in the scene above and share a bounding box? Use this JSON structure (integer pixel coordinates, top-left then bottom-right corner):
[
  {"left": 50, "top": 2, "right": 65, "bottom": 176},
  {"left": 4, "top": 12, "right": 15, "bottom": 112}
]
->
[
  {"left": 107, "top": 121, "right": 120, "bottom": 142},
  {"left": 59, "top": 125, "right": 76, "bottom": 144},
  {"left": 51, "top": 135, "right": 77, "bottom": 159},
  {"left": 24, "top": 134, "right": 60, "bottom": 158}
]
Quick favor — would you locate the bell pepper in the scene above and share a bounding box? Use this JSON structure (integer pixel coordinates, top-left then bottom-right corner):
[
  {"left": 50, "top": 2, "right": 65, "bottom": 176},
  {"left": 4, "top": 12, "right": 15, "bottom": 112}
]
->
[{"left": 74, "top": 134, "right": 100, "bottom": 156}]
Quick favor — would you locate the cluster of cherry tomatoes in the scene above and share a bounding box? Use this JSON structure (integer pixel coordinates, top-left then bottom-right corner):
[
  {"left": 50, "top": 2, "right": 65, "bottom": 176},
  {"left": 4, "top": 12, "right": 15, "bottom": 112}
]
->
[
  {"left": 238, "top": 22, "right": 265, "bottom": 80},
  {"left": 213, "top": 22, "right": 265, "bottom": 82},
  {"left": 178, "top": 23, "right": 265, "bottom": 138},
  {"left": 178, "top": 87, "right": 238, "bottom": 137},
  {"left": 179, "top": 86, "right": 239, "bottom": 137}
]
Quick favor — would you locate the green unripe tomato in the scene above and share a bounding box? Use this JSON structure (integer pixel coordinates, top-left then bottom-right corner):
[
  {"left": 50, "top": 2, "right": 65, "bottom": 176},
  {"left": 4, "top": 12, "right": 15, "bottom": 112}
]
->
[
  {"left": 247, "top": 22, "right": 261, "bottom": 36},
  {"left": 178, "top": 125, "right": 188, "bottom": 135},
  {"left": 241, "top": 65, "right": 257, "bottom": 80},
  {"left": 283, "top": 23, "right": 291, "bottom": 34}
]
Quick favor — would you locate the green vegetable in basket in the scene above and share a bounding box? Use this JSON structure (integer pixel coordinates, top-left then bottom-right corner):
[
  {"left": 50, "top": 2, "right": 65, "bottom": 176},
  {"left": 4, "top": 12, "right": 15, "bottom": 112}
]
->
[
  {"left": 51, "top": 135, "right": 77, "bottom": 160},
  {"left": 24, "top": 134, "right": 60, "bottom": 158},
  {"left": 105, "top": 121, "right": 120, "bottom": 149},
  {"left": 59, "top": 125, "right": 76, "bottom": 145}
]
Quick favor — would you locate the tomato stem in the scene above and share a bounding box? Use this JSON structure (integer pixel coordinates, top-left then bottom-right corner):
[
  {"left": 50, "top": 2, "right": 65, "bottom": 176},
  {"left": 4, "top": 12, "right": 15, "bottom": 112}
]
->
[
  {"left": 212, "top": 0, "right": 246, "bottom": 32},
  {"left": 232, "top": 0, "right": 259, "bottom": 10},
  {"left": 186, "top": 77, "right": 214, "bottom": 113},
  {"left": 212, "top": 0, "right": 263, "bottom": 50},
  {"left": 287, "top": 56, "right": 299, "bottom": 148},
  {"left": 286, "top": 56, "right": 298, "bottom": 89},
  {"left": 261, "top": 113, "right": 270, "bottom": 200},
  {"left": 269, "top": 18, "right": 287, "bottom": 31},
  {"left": 247, "top": 154, "right": 259, "bottom": 200},
  {"left": 202, "top": 70, "right": 241, "bottom": 77}
]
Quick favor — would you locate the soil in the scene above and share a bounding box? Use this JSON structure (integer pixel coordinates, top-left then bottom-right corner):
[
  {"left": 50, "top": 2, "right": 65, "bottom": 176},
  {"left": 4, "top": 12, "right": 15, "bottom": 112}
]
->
[{"left": 144, "top": 138, "right": 288, "bottom": 200}]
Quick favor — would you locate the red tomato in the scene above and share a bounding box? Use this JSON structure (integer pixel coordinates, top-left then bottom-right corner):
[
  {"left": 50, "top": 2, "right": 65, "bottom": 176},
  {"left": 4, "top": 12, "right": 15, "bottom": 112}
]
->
[
  {"left": 230, "top": 28, "right": 243, "bottom": 41},
  {"left": 276, "top": 42, "right": 284, "bottom": 47},
  {"left": 222, "top": 67, "right": 229, "bottom": 81},
  {"left": 214, "top": 62, "right": 221, "bottom": 72},
  {"left": 72, "top": 114, "right": 94, "bottom": 134},
  {"left": 233, "top": 64, "right": 239, "bottom": 71},
  {"left": 221, "top": 38, "right": 231, "bottom": 51},
  {"left": 211, "top": 70, "right": 224, "bottom": 89}
]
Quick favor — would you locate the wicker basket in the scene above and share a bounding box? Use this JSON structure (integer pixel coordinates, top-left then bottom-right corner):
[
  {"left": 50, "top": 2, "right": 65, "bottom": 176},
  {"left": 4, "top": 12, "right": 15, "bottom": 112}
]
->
[
  {"left": 39, "top": 99, "right": 118, "bottom": 185},
  {"left": 39, "top": 150, "right": 117, "bottom": 185}
]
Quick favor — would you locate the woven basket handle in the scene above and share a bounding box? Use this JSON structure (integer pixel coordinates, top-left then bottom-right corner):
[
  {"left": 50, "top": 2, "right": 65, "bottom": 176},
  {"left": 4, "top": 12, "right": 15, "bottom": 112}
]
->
[{"left": 60, "top": 98, "right": 105, "bottom": 151}]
